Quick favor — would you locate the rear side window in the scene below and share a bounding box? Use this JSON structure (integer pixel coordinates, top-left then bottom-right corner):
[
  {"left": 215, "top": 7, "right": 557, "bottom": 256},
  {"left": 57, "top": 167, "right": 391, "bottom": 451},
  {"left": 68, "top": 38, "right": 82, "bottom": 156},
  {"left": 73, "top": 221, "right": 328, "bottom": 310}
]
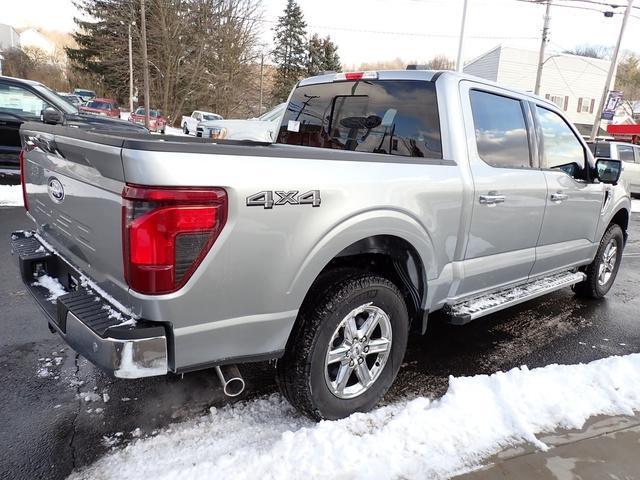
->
[
  {"left": 617, "top": 144, "right": 635, "bottom": 162},
  {"left": 469, "top": 90, "right": 531, "bottom": 168},
  {"left": 277, "top": 80, "right": 442, "bottom": 159}
]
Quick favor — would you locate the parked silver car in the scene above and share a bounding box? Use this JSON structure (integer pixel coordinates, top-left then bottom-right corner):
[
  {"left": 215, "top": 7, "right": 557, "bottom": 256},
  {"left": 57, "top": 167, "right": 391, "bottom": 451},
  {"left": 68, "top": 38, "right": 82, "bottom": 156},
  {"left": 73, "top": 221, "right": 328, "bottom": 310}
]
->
[{"left": 12, "top": 70, "right": 629, "bottom": 420}]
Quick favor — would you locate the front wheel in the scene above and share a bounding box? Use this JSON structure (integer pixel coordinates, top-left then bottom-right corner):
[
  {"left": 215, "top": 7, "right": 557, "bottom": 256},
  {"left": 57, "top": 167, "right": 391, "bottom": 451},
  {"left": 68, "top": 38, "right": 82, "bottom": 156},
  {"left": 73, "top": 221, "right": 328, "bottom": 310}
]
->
[
  {"left": 182, "top": 123, "right": 189, "bottom": 134},
  {"left": 276, "top": 273, "right": 408, "bottom": 420},
  {"left": 574, "top": 224, "right": 624, "bottom": 299}
]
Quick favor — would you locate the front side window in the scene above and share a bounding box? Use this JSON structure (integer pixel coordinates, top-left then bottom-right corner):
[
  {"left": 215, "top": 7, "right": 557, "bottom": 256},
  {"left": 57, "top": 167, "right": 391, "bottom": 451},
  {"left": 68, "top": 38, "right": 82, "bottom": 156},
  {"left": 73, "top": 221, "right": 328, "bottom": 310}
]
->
[
  {"left": 617, "top": 144, "right": 635, "bottom": 163},
  {"left": 0, "top": 84, "right": 49, "bottom": 119},
  {"left": 469, "top": 90, "right": 531, "bottom": 168},
  {"left": 135, "top": 107, "right": 145, "bottom": 116},
  {"left": 277, "top": 80, "right": 442, "bottom": 159},
  {"left": 536, "top": 106, "right": 586, "bottom": 177}
]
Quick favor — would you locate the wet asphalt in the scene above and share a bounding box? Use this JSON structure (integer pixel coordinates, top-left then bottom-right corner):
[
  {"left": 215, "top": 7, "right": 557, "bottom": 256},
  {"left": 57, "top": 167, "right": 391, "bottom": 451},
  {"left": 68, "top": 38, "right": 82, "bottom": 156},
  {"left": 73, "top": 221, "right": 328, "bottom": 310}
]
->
[{"left": 1, "top": 206, "right": 639, "bottom": 479}]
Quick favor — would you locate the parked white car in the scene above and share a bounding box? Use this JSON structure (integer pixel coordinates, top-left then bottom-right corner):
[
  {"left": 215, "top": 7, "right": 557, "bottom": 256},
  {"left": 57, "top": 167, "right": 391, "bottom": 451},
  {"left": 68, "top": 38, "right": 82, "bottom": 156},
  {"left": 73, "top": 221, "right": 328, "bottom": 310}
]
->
[
  {"left": 196, "top": 103, "right": 286, "bottom": 142},
  {"left": 588, "top": 140, "right": 640, "bottom": 196},
  {"left": 181, "top": 110, "right": 222, "bottom": 135}
]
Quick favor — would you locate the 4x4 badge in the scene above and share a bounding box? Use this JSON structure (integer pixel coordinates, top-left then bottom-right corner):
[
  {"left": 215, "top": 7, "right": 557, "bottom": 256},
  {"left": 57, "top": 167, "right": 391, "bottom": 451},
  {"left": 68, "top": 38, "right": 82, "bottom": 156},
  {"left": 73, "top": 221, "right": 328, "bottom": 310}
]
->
[{"left": 247, "top": 190, "right": 321, "bottom": 209}]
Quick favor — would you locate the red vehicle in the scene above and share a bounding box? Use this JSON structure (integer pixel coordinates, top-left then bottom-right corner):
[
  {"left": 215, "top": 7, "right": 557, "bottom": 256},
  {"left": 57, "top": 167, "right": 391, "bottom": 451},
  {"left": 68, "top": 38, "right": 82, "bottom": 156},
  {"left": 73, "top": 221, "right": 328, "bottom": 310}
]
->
[
  {"left": 128, "top": 107, "right": 167, "bottom": 133},
  {"left": 79, "top": 98, "right": 121, "bottom": 118}
]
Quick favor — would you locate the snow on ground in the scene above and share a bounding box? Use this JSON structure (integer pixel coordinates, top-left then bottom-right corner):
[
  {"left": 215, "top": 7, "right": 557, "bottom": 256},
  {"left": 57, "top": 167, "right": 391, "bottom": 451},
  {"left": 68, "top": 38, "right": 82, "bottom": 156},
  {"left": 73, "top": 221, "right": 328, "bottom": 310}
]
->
[
  {"left": 0, "top": 185, "right": 23, "bottom": 207},
  {"left": 71, "top": 354, "right": 640, "bottom": 480},
  {"left": 632, "top": 199, "right": 640, "bottom": 213},
  {"left": 165, "top": 125, "right": 186, "bottom": 136}
]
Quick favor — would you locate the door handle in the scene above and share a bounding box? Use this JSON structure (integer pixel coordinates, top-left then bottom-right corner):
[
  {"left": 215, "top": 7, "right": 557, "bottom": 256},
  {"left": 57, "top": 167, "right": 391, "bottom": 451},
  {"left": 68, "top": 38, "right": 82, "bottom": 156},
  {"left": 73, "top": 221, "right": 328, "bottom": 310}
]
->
[
  {"left": 479, "top": 192, "right": 505, "bottom": 205},
  {"left": 550, "top": 192, "right": 569, "bottom": 202}
]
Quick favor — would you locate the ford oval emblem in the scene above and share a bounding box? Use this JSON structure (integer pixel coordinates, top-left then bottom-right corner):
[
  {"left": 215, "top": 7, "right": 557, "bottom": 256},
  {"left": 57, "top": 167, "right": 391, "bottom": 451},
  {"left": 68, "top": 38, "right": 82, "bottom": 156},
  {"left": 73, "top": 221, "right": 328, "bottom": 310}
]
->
[{"left": 47, "top": 177, "right": 65, "bottom": 203}]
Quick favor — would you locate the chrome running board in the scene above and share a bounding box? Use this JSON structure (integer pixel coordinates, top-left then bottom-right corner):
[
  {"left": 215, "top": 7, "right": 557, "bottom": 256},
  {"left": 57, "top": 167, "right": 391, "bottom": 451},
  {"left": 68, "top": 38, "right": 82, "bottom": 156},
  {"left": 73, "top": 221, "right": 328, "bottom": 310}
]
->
[{"left": 445, "top": 271, "right": 586, "bottom": 325}]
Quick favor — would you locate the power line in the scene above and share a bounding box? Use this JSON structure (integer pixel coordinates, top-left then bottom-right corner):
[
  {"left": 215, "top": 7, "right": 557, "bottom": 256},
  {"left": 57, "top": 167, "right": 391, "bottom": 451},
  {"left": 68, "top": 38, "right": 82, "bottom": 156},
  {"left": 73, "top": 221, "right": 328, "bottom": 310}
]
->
[{"left": 258, "top": 17, "right": 538, "bottom": 40}]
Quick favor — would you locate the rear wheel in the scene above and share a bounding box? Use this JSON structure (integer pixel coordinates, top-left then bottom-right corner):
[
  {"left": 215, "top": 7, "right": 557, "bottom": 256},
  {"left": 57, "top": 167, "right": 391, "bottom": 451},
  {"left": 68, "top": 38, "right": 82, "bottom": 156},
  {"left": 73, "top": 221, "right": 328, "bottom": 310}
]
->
[
  {"left": 276, "top": 272, "right": 408, "bottom": 420},
  {"left": 574, "top": 224, "right": 624, "bottom": 299}
]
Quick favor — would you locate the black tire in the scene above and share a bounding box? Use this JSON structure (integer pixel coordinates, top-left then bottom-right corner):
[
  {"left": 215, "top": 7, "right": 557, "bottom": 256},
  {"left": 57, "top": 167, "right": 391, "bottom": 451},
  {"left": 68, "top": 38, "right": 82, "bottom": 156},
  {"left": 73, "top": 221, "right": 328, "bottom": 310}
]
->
[
  {"left": 574, "top": 224, "right": 624, "bottom": 299},
  {"left": 182, "top": 124, "right": 189, "bottom": 134},
  {"left": 276, "top": 272, "right": 409, "bottom": 420}
]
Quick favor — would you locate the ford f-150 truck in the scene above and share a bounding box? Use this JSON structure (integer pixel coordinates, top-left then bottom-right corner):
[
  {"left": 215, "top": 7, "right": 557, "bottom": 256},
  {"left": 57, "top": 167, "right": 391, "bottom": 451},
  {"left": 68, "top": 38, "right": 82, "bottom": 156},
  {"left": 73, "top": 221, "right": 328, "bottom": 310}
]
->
[{"left": 11, "top": 70, "right": 629, "bottom": 420}]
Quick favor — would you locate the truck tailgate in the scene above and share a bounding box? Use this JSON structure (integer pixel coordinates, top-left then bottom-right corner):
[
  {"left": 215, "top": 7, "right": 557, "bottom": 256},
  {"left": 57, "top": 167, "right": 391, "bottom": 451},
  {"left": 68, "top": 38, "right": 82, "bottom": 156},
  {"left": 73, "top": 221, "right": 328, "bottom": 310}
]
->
[{"left": 21, "top": 126, "right": 129, "bottom": 306}]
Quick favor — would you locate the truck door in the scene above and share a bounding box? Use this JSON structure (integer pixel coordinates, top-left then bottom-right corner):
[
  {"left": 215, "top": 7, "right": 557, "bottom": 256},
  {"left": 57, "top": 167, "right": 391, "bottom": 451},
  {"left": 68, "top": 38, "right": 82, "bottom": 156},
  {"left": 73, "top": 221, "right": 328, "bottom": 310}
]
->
[
  {"left": 529, "top": 105, "right": 604, "bottom": 276},
  {"left": 457, "top": 83, "right": 547, "bottom": 297}
]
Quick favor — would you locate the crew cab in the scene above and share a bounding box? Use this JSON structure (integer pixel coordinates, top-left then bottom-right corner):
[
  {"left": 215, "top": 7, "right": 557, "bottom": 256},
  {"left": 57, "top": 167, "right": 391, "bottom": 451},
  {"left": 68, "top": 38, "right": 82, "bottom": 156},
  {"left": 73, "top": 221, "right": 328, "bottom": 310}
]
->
[
  {"left": 0, "top": 75, "right": 146, "bottom": 184},
  {"left": 11, "top": 70, "right": 629, "bottom": 420},
  {"left": 181, "top": 110, "right": 222, "bottom": 135},
  {"left": 588, "top": 140, "right": 640, "bottom": 196}
]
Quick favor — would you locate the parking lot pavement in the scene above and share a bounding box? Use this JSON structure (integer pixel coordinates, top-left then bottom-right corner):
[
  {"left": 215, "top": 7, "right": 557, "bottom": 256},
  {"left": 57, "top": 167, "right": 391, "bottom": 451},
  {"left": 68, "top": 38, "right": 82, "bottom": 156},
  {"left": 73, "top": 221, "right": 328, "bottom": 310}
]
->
[{"left": 1, "top": 205, "right": 639, "bottom": 479}]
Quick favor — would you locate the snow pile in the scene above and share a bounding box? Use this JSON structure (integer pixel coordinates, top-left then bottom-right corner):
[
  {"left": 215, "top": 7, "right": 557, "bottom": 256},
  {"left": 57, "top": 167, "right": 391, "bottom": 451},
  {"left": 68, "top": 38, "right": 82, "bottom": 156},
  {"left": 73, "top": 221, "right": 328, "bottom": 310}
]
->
[
  {"left": 0, "top": 184, "right": 23, "bottom": 206},
  {"left": 32, "top": 274, "right": 67, "bottom": 303},
  {"left": 632, "top": 199, "right": 640, "bottom": 213},
  {"left": 71, "top": 354, "right": 640, "bottom": 480}
]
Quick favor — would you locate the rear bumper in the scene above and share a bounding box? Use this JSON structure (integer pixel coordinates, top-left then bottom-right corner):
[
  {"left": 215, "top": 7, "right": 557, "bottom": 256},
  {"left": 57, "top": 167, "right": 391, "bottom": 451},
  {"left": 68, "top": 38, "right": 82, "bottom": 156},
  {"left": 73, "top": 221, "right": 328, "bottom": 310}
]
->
[{"left": 10, "top": 230, "right": 169, "bottom": 379}]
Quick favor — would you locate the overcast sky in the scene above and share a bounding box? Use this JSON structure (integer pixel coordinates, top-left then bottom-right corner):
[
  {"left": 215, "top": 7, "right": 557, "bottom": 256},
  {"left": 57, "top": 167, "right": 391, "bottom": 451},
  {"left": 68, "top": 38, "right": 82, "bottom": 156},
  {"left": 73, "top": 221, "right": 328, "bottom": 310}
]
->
[{"left": 4, "top": 0, "right": 640, "bottom": 66}]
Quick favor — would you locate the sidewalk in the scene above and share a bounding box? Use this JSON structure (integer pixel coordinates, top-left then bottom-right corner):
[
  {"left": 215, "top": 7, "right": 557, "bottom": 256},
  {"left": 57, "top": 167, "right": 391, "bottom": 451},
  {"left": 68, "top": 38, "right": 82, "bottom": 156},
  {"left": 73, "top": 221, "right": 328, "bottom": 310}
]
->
[{"left": 457, "top": 414, "right": 640, "bottom": 479}]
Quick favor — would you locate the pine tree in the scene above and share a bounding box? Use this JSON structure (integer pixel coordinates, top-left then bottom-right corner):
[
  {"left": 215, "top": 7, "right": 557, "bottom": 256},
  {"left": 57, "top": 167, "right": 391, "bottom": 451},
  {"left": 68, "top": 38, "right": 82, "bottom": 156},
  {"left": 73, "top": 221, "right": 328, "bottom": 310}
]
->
[
  {"left": 65, "top": 0, "right": 136, "bottom": 101},
  {"left": 321, "top": 36, "right": 341, "bottom": 73},
  {"left": 306, "top": 34, "right": 324, "bottom": 76},
  {"left": 306, "top": 34, "right": 341, "bottom": 76},
  {"left": 272, "top": 0, "right": 308, "bottom": 102}
]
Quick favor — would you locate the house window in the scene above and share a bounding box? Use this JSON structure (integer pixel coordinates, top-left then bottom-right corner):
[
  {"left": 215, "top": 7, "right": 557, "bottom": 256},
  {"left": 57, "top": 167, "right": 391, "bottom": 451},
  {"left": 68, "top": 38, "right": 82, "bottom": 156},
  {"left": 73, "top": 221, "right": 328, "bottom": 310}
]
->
[
  {"left": 577, "top": 97, "right": 595, "bottom": 114},
  {"left": 546, "top": 94, "right": 568, "bottom": 111}
]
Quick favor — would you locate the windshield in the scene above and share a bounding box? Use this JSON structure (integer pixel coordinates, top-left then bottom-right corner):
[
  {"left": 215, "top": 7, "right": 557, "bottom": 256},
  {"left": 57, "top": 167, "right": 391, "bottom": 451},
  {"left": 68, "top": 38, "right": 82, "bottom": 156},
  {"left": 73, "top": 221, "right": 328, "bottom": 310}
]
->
[
  {"left": 34, "top": 85, "right": 78, "bottom": 114},
  {"left": 203, "top": 113, "right": 221, "bottom": 121},
  {"left": 135, "top": 108, "right": 159, "bottom": 118},
  {"left": 86, "top": 100, "right": 113, "bottom": 110}
]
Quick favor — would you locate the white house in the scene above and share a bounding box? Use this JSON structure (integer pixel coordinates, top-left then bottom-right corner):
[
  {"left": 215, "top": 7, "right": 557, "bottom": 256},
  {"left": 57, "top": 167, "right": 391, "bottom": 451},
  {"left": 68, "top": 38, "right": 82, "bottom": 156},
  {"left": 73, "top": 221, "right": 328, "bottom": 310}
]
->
[
  {"left": 464, "top": 46, "right": 611, "bottom": 133},
  {"left": 0, "top": 23, "right": 20, "bottom": 51},
  {"left": 19, "top": 28, "right": 56, "bottom": 56}
]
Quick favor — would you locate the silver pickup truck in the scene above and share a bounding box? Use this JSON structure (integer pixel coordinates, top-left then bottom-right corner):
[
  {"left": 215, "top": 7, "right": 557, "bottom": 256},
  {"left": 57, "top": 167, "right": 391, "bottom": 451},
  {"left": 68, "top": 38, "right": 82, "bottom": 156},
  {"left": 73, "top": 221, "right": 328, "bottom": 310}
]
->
[{"left": 11, "top": 70, "right": 629, "bottom": 420}]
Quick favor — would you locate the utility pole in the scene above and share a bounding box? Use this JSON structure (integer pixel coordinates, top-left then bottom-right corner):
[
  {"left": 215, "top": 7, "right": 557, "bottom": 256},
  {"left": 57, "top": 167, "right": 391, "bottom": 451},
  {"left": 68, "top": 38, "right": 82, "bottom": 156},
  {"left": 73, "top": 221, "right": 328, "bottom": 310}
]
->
[
  {"left": 140, "top": 0, "right": 151, "bottom": 130},
  {"left": 128, "top": 22, "right": 134, "bottom": 113},
  {"left": 590, "top": 0, "right": 634, "bottom": 141},
  {"left": 534, "top": 0, "right": 552, "bottom": 96},
  {"left": 456, "top": 0, "right": 469, "bottom": 72},
  {"left": 259, "top": 52, "right": 264, "bottom": 115}
]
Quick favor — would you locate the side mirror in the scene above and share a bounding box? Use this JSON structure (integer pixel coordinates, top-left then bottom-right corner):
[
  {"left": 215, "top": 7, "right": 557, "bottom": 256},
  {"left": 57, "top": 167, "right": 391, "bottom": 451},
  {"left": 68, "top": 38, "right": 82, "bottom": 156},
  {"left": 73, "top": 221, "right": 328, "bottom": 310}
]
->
[
  {"left": 42, "top": 107, "right": 63, "bottom": 125},
  {"left": 595, "top": 158, "right": 622, "bottom": 184}
]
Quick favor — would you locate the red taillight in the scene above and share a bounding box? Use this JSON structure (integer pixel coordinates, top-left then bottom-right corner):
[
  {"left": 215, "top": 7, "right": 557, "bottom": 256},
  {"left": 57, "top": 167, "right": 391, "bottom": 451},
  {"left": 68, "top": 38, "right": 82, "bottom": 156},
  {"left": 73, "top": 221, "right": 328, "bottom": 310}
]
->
[
  {"left": 122, "top": 184, "right": 227, "bottom": 295},
  {"left": 19, "top": 150, "right": 28, "bottom": 211}
]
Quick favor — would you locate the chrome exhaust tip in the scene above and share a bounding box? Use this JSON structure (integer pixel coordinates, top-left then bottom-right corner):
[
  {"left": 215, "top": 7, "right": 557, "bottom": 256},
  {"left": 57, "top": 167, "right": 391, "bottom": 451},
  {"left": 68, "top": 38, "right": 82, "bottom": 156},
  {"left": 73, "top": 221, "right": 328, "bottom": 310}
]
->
[{"left": 215, "top": 364, "right": 245, "bottom": 397}]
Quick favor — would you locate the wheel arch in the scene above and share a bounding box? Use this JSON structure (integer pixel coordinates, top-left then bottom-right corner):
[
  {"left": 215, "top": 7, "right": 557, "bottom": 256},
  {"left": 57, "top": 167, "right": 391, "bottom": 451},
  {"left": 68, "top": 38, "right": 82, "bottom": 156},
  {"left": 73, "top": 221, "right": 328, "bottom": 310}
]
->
[
  {"left": 287, "top": 211, "right": 438, "bottom": 335},
  {"left": 609, "top": 207, "right": 629, "bottom": 243}
]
